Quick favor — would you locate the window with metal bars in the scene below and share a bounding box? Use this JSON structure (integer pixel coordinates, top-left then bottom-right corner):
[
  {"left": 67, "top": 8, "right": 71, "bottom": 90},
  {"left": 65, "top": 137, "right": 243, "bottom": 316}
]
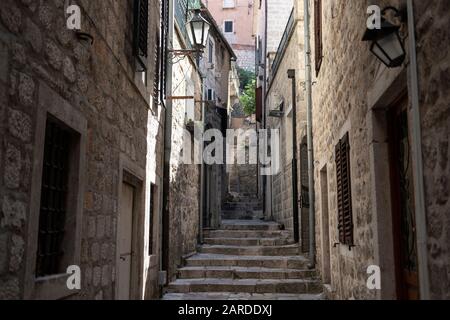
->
[
  {"left": 133, "top": 0, "right": 149, "bottom": 71},
  {"left": 335, "top": 132, "right": 354, "bottom": 247},
  {"left": 36, "top": 118, "right": 73, "bottom": 277},
  {"left": 314, "top": 0, "right": 323, "bottom": 76}
]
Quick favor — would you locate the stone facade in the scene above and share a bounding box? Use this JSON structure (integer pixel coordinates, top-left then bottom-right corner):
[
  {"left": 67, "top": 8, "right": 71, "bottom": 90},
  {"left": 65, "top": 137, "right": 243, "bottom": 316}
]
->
[
  {"left": 265, "top": 6, "right": 307, "bottom": 246},
  {"left": 308, "top": 0, "right": 450, "bottom": 300},
  {"left": 413, "top": 0, "right": 450, "bottom": 300},
  {"left": 0, "top": 0, "right": 163, "bottom": 300},
  {"left": 228, "top": 116, "right": 259, "bottom": 197}
]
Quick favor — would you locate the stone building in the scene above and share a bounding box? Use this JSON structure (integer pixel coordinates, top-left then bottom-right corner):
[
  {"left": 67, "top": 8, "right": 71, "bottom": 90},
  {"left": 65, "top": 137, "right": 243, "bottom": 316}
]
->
[
  {"left": 200, "top": 8, "right": 236, "bottom": 229},
  {"left": 259, "top": 0, "right": 449, "bottom": 300},
  {"left": 308, "top": 0, "right": 450, "bottom": 299},
  {"left": 264, "top": 5, "right": 308, "bottom": 248},
  {"left": 0, "top": 0, "right": 164, "bottom": 299},
  {"left": 205, "top": 0, "right": 256, "bottom": 71}
]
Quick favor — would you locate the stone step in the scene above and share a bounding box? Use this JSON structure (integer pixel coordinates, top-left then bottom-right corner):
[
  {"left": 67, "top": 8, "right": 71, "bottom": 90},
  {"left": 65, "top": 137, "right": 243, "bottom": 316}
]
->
[
  {"left": 203, "top": 237, "right": 292, "bottom": 246},
  {"left": 204, "top": 229, "right": 291, "bottom": 239},
  {"left": 163, "top": 292, "right": 325, "bottom": 300},
  {"left": 185, "top": 254, "right": 309, "bottom": 269},
  {"left": 221, "top": 210, "right": 264, "bottom": 220},
  {"left": 221, "top": 220, "right": 282, "bottom": 231},
  {"left": 199, "top": 244, "right": 299, "bottom": 256},
  {"left": 178, "top": 266, "right": 316, "bottom": 280},
  {"left": 222, "top": 203, "right": 263, "bottom": 209},
  {"left": 166, "top": 278, "right": 322, "bottom": 294}
]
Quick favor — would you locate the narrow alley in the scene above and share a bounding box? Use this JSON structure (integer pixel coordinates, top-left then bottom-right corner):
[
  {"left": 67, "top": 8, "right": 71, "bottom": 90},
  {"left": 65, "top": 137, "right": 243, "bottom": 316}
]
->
[{"left": 0, "top": 0, "right": 449, "bottom": 304}]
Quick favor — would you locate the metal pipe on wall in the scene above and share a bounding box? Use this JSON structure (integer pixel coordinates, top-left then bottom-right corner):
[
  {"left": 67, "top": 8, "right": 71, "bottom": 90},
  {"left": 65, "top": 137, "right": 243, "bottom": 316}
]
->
[
  {"left": 406, "top": 0, "right": 430, "bottom": 300},
  {"left": 288, "top": 69, "right": 300, "bottom": 243},
  {"left": 303, "top": 0, "right": 316, "bottom": 269}
]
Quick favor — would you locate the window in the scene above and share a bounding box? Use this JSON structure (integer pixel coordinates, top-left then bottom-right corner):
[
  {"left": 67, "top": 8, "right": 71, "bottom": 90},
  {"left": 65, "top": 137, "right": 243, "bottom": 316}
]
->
[
  {"left": 223, "top": 0, "right": 235, "bottom": 8},
  {"left": 335, "top": 132, "right": 354, "bottom": 247},
  {"left": 133, "top": 0, "right": 149, "bottom": 71},
  {"left": 224, "top": 20, "right": 234, "bottom": 33},
  {"left": 36, "top": 117, "right": 75, "bottom": 277},
  {"left": 314, "top": 0, "right": 323, "bottom": 76},
  {"left": 207, "top": 89, "right": 215, "bottom": 102}
]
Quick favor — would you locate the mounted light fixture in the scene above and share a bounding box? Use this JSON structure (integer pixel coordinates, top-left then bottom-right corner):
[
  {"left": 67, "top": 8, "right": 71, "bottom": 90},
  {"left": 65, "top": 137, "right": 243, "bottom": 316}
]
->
[
  {"left": 362, "top": 7, "right": 406, "bottom": 68},
  {"left": 170, "top": 9, "right": 211, "bottom": 57}
]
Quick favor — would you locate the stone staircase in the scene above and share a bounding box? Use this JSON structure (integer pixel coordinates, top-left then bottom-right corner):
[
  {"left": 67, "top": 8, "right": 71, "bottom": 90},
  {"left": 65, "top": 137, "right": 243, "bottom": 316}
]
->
[
  {"left": 221, "top": 195, "right": 264, "bottom": 220},
  {"left": 163, "top": 220, "right": 324, "bottom": 300}
]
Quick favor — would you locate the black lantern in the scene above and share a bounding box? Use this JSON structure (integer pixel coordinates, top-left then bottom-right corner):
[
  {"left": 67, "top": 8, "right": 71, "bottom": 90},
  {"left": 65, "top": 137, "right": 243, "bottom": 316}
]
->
[
  {"left": 362, "top": 19, "right": 406, "bottom": 68},
  {"left": 187, "top": 9, "right": 211, "bottom": 51}
]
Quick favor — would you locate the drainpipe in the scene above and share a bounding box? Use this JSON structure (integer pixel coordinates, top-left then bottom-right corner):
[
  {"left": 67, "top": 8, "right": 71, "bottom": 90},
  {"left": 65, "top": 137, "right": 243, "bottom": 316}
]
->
[
  {"left": 161, "top": 0, "right": 174, "bottom": 281},
  {"left": 263, "top": 0, "right": 269, "bottom": 219},
  {"left": 199, "top": 73, "right": 206, "bottom": 244},
  {"left": 288, "top": 69, "right": 300, "bottom": 243},
  {"left": 406, "top": 0, "right": 430, "bottom": 300},
  {"left": 303, "top": 0, "right": 316, "bottom": 269}
]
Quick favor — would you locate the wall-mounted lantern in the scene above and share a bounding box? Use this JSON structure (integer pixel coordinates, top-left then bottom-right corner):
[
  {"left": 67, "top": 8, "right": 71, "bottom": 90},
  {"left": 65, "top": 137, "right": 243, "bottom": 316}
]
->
[
  {"left": 170, "top": 9, "right": 211, "bottom": 57},
  {"left": 362, "top": 7, "right": 406, "bottom": 68}
]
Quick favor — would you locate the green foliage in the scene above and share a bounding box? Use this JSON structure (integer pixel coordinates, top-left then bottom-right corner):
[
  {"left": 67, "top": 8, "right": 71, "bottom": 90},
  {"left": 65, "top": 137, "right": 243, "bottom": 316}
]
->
[
  {"left": 237, "top": 67, "right": 256, "bottom": 91},
  {"left": 240, "top": 79, "right": 257, "bottom": 116}
]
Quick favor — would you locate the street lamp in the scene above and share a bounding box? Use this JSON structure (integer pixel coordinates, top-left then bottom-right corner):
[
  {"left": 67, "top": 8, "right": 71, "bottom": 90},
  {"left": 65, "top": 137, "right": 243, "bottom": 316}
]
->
[
  {"left": 170, "top": 9, "right": 211, "bottom": 57},
  {"left": 187, "top": 9, "right": 211, "bottom": 51},
  {"left": 362, "top": 8, "right": 406, "bottom": 68}
]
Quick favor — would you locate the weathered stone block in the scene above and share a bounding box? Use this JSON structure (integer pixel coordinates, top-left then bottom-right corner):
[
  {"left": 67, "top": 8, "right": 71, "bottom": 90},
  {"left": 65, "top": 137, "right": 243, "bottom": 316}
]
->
[
  {"left": 18, "top": 73, "right": 35, "bottom": 107},
  {"left": 0, "top": 2, "right": 22, "bottom": 34},
  {"left": 1, "top": 196, "right": 26, "bottom": 228},
  {"left": 9, "top": 234, "right": 24, "bottom": 272},
  {"left": 0, "top": 277, "right": 20, "bottom": 299},
  {"left": 4, "top": 143, "right": 21, "bottom": 189},
  {"left": 24, "top": 18, "right": 42, "bottom": 53},
  {"left": 44, "top": 40, "right": 62, "bottom": 70},
  {"left": 8, "top": 108, "right": 32, "bottom": 142}
]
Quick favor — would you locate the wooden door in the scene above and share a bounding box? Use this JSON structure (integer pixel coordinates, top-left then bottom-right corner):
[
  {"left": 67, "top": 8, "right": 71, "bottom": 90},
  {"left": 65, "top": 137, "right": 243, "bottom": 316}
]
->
[
  {"left": 117, "top": 182, "right": 135, "bottom": 300},
  {"left": 388, "top": 95, "right": 420, "bottom": 300}
]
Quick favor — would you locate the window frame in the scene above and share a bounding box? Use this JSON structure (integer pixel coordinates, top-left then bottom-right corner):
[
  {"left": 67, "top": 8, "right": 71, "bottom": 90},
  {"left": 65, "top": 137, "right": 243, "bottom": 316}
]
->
[
  {"left": 335, "top": 132, "right": 354, "bottom": 248},
  {"left": 224, "top": 20, "right": 234, "bottom": 34},
  {"left": 24, "top": 83, "right": 87, "bottom": 300}
]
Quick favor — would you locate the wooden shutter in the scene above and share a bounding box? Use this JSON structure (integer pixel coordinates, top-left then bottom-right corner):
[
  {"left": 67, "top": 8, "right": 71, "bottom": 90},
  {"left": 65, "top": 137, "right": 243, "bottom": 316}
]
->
[
  {"left": 153, "top": 32, "right": 160, "bottom": 108},
  {"left": 314, "top": 0, "right": 323, "bottom": 76},
  {"left": 256, "top": 86, "right": 262, "bottom": 123},
  {"left": 134, "top": 0, "right": 149, "bottom": 71},
  {"left": 335, "top": 132, "right": 353, "bottom": 246}
]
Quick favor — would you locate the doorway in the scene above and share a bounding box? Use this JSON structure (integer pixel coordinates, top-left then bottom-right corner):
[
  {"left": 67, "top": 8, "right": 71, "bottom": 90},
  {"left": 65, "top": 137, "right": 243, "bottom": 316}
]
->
[
  {"left": 388, "top": 94, "right": 420, "bottom": 300},
  {"left": 320, "top": 165, "right": 331, "bottom": 284},
  {"left": 117, "top": 181, "right": 136, "bottom": 300},
  {"left": 299, "top": 137, "right": 309, "bottom": 252}
]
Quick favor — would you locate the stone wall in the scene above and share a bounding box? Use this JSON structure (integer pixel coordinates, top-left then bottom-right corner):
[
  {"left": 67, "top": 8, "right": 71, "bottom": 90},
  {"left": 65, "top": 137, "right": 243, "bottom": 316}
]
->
[
  {"left": 308, "top": 0, "right": 449, "bottom": 299},
  {"left": 234, "top": 46, "right": 256, "bottom": 72},
  {"left": 228, "top": 116, "right": 259, "bottom": 196},
  {"left": 165, "top": 26, "right": 202, "bottom": 282},
  {"left": 413, "top": 0, "right": 450, "bottom": 299},
  {"left": 265, "top": 9, "right": 306, "bottom": 242},
  {"left": 0, "top": 0, "right": 162, "bottom": 299}
]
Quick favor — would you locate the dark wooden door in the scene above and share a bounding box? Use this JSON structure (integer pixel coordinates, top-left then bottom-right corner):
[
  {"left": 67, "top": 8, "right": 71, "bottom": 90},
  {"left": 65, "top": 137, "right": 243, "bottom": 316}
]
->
[{"left": 388, "top": 95, "right": 420, "bottom": 300}]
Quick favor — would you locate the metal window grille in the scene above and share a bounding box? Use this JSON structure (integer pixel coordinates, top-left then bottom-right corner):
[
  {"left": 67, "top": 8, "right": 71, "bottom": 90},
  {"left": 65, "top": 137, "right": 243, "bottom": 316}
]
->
[{"left": 36, "top": 119, "right": 72, "bottom": 277}]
